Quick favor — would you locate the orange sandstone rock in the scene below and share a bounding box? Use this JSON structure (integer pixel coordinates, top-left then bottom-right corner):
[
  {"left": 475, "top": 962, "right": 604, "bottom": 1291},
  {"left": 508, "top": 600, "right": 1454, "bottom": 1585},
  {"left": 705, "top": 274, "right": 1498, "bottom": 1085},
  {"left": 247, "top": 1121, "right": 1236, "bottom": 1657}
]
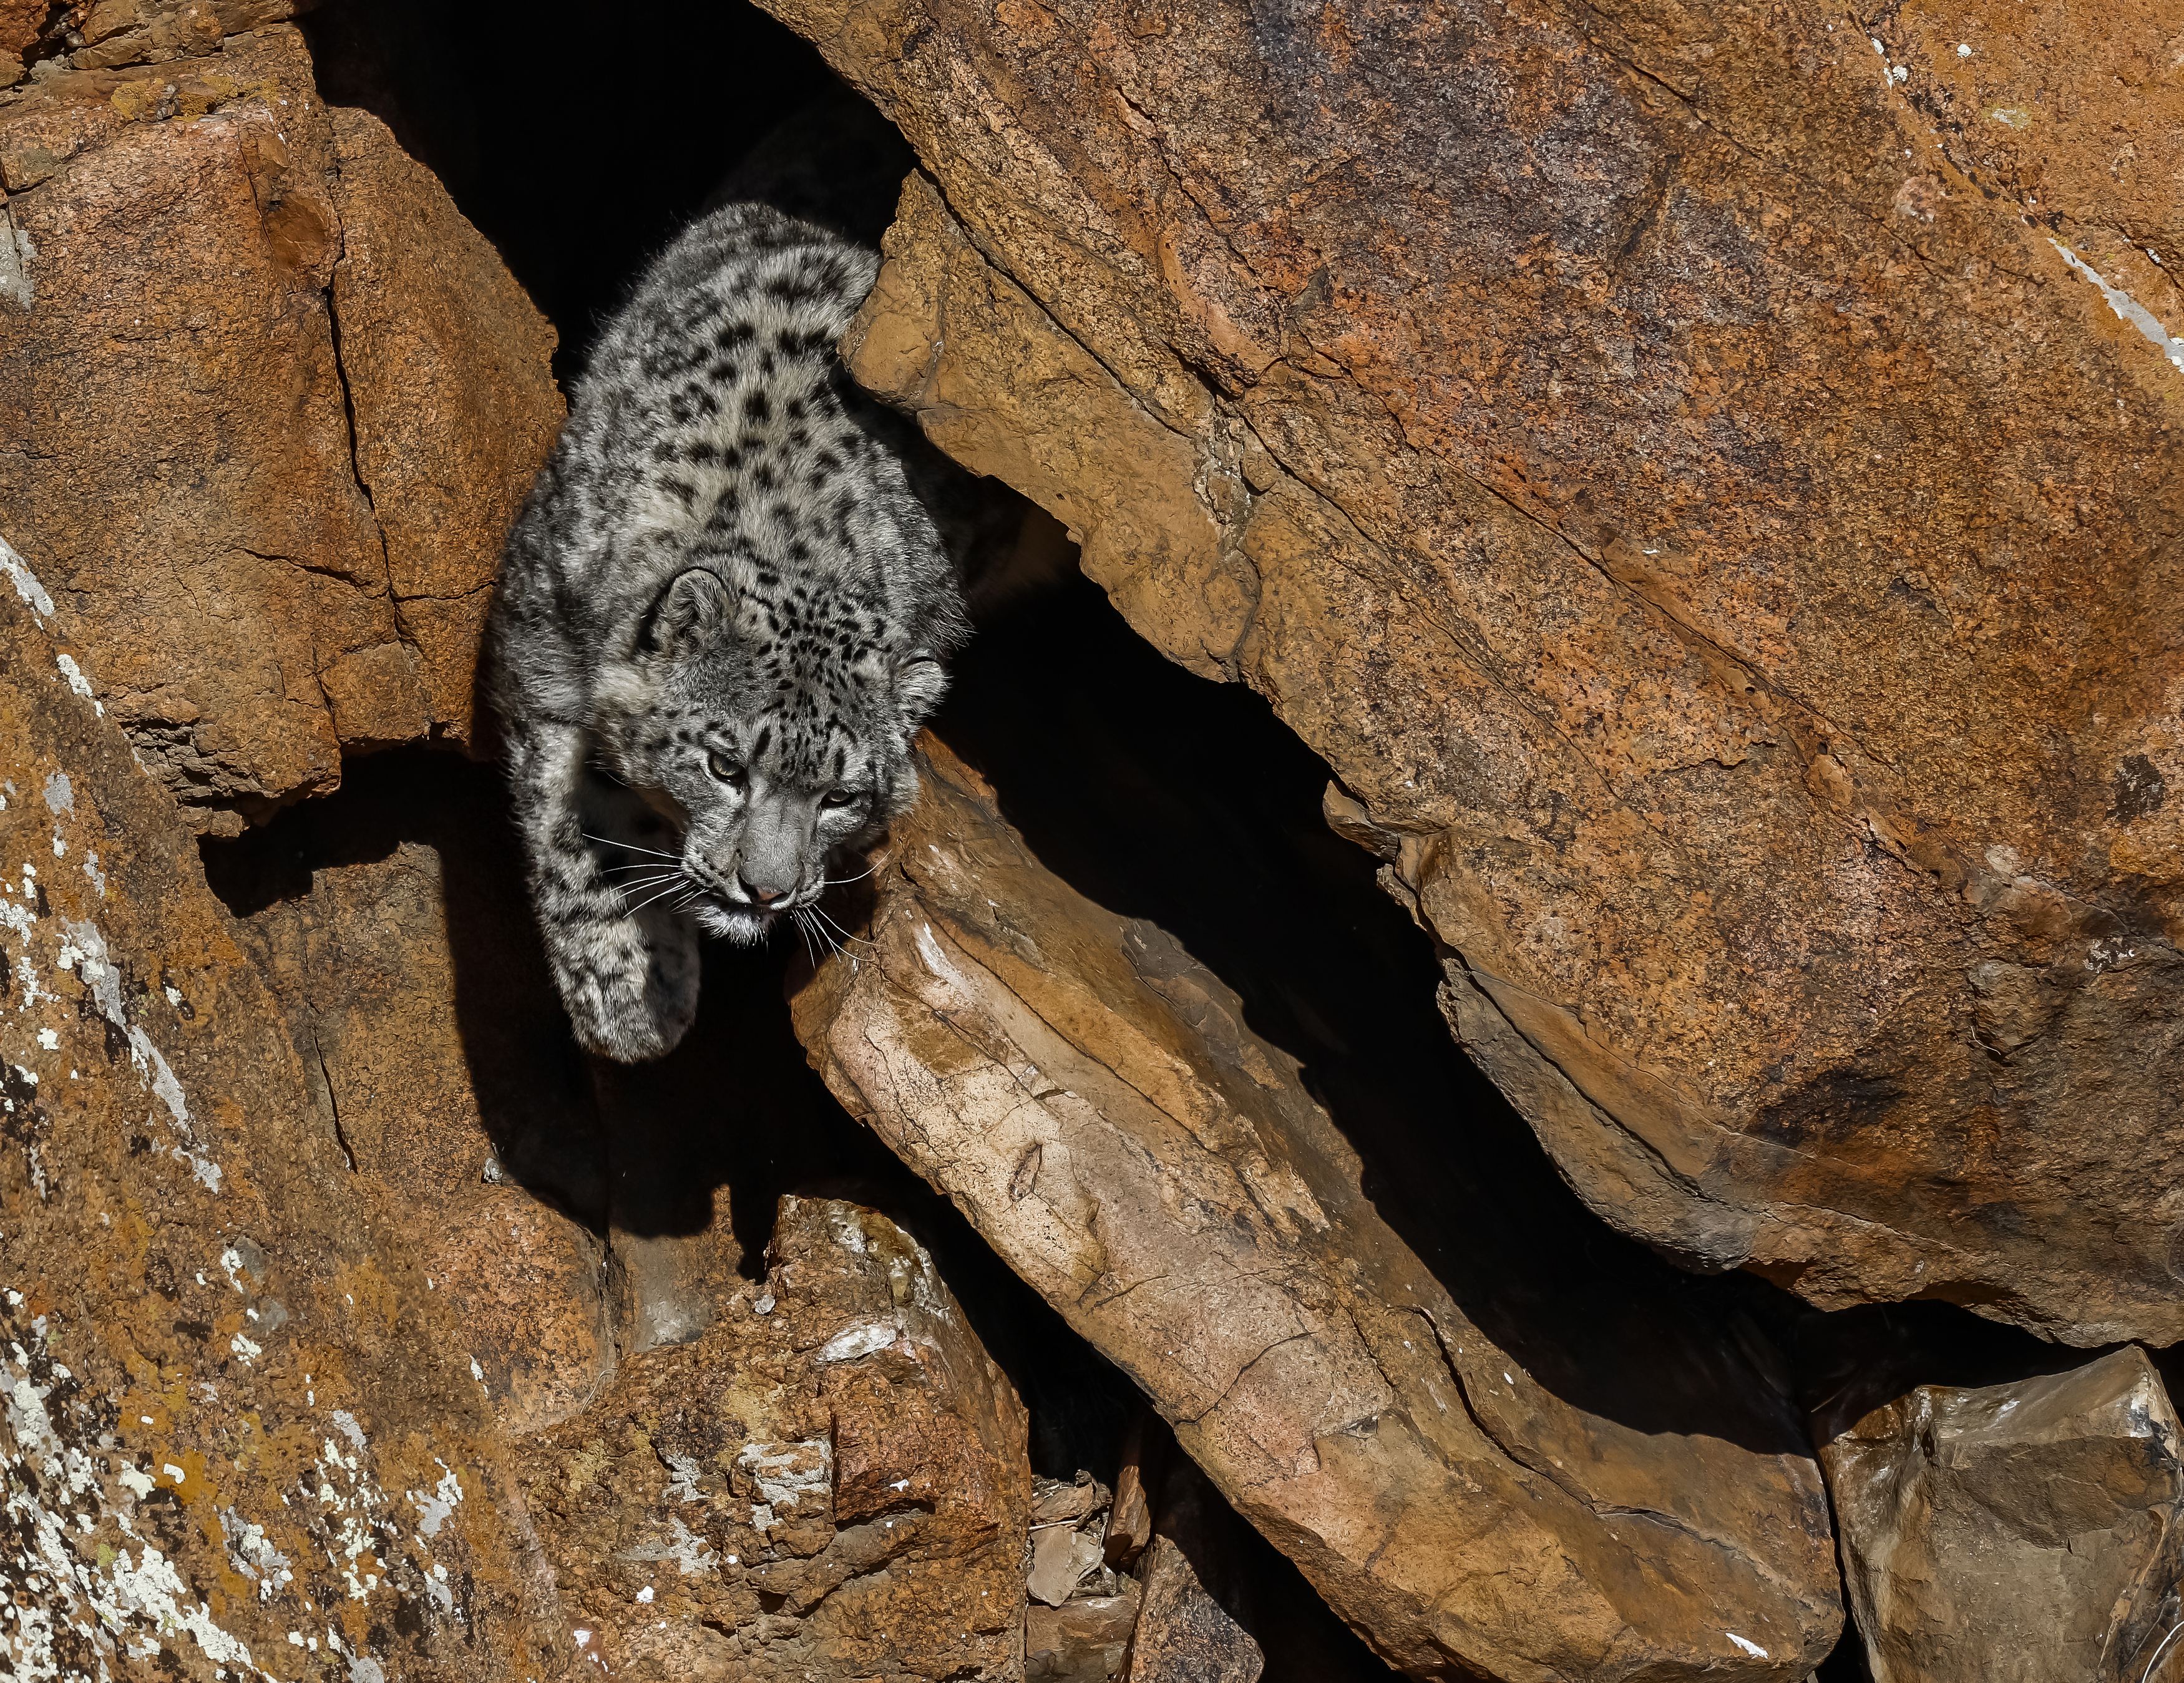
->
[
  {"left": 0, "top": 549, "right": 570, "bottom": 1679},
  {"left": 0, "top": 25, "right": 558, "bottom": 832},
  {"left": 773, "top": 0, "right": 2184, "bottom": 1344}
]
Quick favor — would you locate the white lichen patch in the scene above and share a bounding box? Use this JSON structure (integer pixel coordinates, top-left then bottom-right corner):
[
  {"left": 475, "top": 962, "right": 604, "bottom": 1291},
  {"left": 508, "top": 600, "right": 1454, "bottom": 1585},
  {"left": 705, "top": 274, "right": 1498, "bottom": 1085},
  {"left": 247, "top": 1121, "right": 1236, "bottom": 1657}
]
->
[
  {"left": 0, "top": 533, "right": 53, "bottom": 621},
  {"left": 406, "top": 1460, "right": 465, "bottom": 1541},
  {"left": 52, "top": 655, "right": 100, "bottom": 717},
  {"left": 612, "top": 1513, "right": 721, "bottom": 1578},
  {"left": 734, "top": 1441, "right": 832, "bottom": 1517},
  {"left": 1, "top": 1300, "right": 276, "bottom": 1681},
  {"left": 2050, "top": 239, "right": 2184, "bottom": 378},
  {"left": 57, "top": 915, "right": 223, "bottom": 1193}
]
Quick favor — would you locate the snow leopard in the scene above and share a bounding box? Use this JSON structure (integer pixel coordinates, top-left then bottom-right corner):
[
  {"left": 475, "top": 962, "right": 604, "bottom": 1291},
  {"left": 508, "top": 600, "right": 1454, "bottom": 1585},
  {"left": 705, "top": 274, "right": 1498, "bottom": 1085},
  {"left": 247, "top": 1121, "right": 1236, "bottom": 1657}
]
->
[{"left": 488, "top": 203, "right": 975, "bottom": 1063}]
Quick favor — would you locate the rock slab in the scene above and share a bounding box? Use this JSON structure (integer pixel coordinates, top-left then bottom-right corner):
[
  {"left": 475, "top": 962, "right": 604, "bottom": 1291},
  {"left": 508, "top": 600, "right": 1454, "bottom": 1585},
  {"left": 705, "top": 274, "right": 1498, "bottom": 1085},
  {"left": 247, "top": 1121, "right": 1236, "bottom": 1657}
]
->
[
  {"left": 792, "top": 741, "right": 1841, "bottom": 1679},
  {"left": 774, "top": 0, "right": 2184, "bottom": 1345},
  {"left": 0, "top": 545, "right": 568, "bottom": 1676},
  {"left": 0, "top": 22, "right": 559, "bottom": 831}
]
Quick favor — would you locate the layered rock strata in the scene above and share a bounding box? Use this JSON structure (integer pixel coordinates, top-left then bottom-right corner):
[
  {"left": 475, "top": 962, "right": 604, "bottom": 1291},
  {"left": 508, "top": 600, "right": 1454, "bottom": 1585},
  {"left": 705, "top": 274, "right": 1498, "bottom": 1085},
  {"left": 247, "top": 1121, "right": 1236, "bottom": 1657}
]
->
[
  {"left": 792, "top": 741, "right": 1841, "bottom": 1679},
  {"left": 769, "top": 0, "right": 2184, "bottom": 1344}
]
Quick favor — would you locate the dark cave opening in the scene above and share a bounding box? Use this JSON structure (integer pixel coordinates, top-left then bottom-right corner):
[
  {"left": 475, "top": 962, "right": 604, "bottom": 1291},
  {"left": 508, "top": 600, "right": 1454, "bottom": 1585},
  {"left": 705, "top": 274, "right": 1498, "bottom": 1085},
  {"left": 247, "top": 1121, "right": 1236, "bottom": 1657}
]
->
[{"left": 197, "top": 4, "right": 2162, "bottom": 1677}]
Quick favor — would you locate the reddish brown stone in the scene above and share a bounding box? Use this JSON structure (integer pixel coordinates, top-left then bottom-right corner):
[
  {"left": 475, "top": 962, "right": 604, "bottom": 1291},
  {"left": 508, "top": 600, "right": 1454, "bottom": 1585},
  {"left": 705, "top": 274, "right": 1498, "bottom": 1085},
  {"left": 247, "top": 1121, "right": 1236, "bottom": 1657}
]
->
[
  {"left": 212, "top": 766, "right": 613, "bottom": 1438},
  {"left": 0, "top": 559, "right": 568, "bottom": 1677},
  {"left": 515, "top": 1195, "right": 1033, "bottom": 1681},
  {"left": 325, "top": 104, "right": 562, "bottom": 749},
  {"left": 0, "top": 23, "right": 557, "bottom": 831},
  {"left": 773, "top": 0, "right": 2184, "bottom": 1345},
  {"left": 1030, "top": 1585, "right": 1140, "bottom": 1683}
]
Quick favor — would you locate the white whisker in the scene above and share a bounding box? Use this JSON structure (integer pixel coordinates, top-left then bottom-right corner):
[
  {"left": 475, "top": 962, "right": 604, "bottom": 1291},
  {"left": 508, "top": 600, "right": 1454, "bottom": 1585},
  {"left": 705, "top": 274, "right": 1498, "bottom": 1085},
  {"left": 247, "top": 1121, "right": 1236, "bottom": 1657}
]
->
[
  {"left": 818, "top": 858, "right": 883, "bottom": 888},
  {"left": 626, "top": 878, "right": 696, "bottom": 915},
  {"left": 809, "top": 902, "right": 874, "bottom": 947},
  {"left": 583, "top": 831, "right": 683, "bottom": 861}
]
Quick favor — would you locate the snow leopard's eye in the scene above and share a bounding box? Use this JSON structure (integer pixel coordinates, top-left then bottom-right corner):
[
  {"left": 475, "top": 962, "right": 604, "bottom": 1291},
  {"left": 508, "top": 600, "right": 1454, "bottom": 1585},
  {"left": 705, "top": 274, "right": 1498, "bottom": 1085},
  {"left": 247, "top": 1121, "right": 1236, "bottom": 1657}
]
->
[
  {"left": 820, "top": 788, "right": 856, "bottom": 809},
  {"left": 706, "top": 752, "right": 746, "bottom": 788}
]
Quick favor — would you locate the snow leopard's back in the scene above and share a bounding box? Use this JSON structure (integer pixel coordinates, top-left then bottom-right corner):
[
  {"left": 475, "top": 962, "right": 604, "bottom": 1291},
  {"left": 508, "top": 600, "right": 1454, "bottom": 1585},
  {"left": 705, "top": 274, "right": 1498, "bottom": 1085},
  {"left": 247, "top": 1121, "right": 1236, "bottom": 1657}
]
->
[{"left": 493, "top": 204, "right": 969, "bottom": 724}]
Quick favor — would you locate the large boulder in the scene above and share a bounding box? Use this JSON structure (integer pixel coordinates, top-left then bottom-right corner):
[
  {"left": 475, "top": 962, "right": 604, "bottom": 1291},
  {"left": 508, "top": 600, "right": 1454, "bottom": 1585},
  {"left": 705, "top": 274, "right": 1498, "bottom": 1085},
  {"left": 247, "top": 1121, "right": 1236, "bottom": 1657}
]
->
[
  {"left": 0, "top": 21, "right": 559, "bottom": 831},
  {"left": 768, "top": 0, "right": 2184, "bottom": 1344},
  {"left": 791, "top": 741, "right": 1841, "bottom": 1679},
  {"left": 0, "top": 551, "right": 571, "bottom": 1677},
  {"left": 1819, "top": 1345, "right": 2184, "bottom": 1682}
]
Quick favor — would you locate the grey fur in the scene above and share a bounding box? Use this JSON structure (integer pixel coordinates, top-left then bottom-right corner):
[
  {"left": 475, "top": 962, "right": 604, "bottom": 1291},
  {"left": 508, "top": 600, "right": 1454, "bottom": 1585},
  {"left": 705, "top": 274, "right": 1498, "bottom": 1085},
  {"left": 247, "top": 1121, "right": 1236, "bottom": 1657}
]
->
[{"left": 489, "top": 203, "right": 972, "bottom": 1062}]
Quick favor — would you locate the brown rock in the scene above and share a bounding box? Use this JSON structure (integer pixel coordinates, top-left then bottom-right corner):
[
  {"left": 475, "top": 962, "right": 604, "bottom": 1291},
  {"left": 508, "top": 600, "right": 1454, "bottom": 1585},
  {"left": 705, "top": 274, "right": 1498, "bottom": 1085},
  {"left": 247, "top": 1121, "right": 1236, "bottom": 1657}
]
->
[
  {"left": 1820, "top": 1345, "right": 2184, "bottom": 1682},
  {"left": 0, "top": 557, "right": 567, "bottom": 1675},
  {"left": 210, "top": 758, "right": 613, "bottom": 1436},
  {"left": 1103, "top": 1413, "right": 1158, "bottom": 1569},
  {"left": 792, "top": 742, "right": 1841, "bottom": 1679},
  {"left": 0, "top": 24, "right": 558, "bottom": 831},
  {"left": 515, "top": 1194, "right": 1032, "bottom": 1681},
  {"left": 0, "top": 1, "right": 43, "bottom": 57},
  {"left": 1030, "top": 1510, "right": 1106, "bottom": 1607},
  {"left": 1030, "top": 1584, "right": 1140, "bottom": 1683},
  {"left": 324, "top": 104, "right": 562, "bottom": 748},
  {"left": 1126, "top": 1456, "right": 1262, "bottom": 1683},
  {"left": 773, "top": 0, "right": 2184, "bottom": 1344}
]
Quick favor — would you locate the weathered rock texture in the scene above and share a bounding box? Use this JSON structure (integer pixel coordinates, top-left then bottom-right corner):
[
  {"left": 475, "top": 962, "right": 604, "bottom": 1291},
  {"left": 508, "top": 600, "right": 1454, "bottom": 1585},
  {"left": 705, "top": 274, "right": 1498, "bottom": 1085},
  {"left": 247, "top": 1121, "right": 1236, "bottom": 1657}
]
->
[
  {"left": 0, "top": 18, "right": 558, "bottom": 831},
  {"left": 1124, "top": 1457, "right": 1263, "bottom": 1683},
  {"left": 1820, "top": 1345, "right": 2184, "bottom": 1682},
  {"left": 773, "top": 0, "right": 2184, "bottom": 1344},
  {"left": 514, "top": 1194, "right": 1033, "bottom": 1682},
  {"left": 208, "top": 758, "right": 615, "bottom": 1437},
  {"left": 0, "top": 556, "right": 570, "bottom": 1676},
  {"left": 793, "top": 743, "right": 1840, "bottom": 1680}
]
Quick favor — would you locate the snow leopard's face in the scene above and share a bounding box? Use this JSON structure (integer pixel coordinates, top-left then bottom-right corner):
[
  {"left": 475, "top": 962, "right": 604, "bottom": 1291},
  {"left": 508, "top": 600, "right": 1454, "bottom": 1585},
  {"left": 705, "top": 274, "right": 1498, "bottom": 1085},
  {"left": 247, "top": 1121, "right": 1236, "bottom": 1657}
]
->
[{"left": 602, "top": 567, "right": 947, "bottom": 945}]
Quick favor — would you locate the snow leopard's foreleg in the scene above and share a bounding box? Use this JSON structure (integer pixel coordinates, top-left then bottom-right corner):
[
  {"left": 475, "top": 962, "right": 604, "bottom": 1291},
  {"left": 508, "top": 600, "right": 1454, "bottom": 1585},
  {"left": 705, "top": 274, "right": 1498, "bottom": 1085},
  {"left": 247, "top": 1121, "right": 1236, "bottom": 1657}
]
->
[{"left": 505, "top": 715, "right": 700, "bottom": 1061}]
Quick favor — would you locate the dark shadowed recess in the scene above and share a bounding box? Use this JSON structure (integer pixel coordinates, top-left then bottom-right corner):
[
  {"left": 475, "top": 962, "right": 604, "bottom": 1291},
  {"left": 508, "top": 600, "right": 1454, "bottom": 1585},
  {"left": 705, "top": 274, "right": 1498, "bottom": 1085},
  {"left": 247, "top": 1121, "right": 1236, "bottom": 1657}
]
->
[
  {"left": 300, "top": 0, "right": 906, "bottom": 386},
  {"left": 278, "top": 2, "right": 2152, "bottom": 1676}
]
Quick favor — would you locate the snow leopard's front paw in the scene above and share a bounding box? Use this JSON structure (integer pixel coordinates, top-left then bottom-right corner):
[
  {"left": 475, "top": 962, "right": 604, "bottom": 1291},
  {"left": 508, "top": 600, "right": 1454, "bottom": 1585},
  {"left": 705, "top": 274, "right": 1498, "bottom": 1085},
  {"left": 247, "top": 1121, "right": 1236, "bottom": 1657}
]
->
[{"left": 548, "top": 910, "right": 701, "bottom": 1062}]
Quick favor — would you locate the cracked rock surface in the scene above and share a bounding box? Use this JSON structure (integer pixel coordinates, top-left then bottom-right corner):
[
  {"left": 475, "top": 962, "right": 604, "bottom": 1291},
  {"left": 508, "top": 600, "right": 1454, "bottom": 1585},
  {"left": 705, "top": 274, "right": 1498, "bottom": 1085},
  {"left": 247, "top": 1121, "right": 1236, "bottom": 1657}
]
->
[
  {"left": 1820, "top": 1344, "right": 2184, "bottom": 1682},
  {"left": 773, "top": 0, "right": 2184, "bottom": 1345},
  {"left": 0, "top": 14, "right": 559, "bottom": 832},
  {"left": 512, "top": 1195, "right": 1033, "bottom": 1681},
  {"left": 791, "top": 740, "right": 1842, "bottom": 1679}
]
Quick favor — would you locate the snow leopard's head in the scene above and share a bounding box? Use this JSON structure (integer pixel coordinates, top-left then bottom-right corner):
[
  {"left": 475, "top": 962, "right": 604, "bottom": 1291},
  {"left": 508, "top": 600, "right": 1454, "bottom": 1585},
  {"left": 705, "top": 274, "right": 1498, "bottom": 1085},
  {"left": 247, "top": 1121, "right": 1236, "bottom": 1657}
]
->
[{"left": 601, "top": 565, "right": 948, "bottom": 944}]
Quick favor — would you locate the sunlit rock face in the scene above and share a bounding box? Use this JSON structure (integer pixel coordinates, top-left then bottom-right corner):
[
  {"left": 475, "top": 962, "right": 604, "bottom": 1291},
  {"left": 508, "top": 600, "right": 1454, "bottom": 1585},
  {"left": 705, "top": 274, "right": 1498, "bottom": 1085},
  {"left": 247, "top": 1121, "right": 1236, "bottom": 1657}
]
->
[
  {"left": 791, "top": 741, "right": 1843, "bottom": 1680},
  {"left": 0, "top": 563, "right": 568, "bottom": 1680},
  {"left": 768, "top": 0, "right": 2184, "bottom": 1346},
  {"left": 0, "top": 19, "right": 560, "bottom": 832}
]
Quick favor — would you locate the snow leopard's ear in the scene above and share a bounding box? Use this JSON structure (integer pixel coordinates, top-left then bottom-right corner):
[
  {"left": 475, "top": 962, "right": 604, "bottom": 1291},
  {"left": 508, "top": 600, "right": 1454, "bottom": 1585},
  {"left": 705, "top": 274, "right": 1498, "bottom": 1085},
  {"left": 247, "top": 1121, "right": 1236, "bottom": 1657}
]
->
[
  {"left": 638, "top": 568, "right": 732, "bottom": 659},
  {"left": 894, "top": 650, "right": 948, "bottom": 724}
]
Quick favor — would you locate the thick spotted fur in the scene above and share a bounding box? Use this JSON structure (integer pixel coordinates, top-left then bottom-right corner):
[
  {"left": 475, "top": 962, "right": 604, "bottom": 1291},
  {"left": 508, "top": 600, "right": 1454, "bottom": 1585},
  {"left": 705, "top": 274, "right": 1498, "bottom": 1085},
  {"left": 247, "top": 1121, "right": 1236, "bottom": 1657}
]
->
[{"left": 489, "top": 204, "right": 972, "bottom": 1062}]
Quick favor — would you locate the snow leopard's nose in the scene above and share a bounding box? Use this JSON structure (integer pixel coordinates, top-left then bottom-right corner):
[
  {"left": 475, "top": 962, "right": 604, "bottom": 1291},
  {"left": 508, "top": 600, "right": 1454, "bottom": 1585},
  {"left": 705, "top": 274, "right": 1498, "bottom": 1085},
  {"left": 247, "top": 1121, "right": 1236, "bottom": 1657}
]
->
[{"left": 738, "top": 872, "right": 788, "bottom": 905}]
